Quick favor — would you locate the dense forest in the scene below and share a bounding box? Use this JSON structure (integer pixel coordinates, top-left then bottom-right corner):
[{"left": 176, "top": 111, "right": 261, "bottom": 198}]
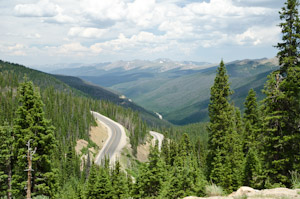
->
[
  {"left": 53, "top": 74, "right": 170, "bottom": 127},
  {"left": 0, "top": 62, "right": 149, "bottom": 198},
  {"left": 1, "top": 0, "right": 300, "bottom": 198}
]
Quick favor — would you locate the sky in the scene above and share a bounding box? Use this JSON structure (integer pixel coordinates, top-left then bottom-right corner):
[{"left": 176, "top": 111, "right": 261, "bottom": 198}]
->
[{"left": 0, "top": 0, "right": 286, "bottom": 68}]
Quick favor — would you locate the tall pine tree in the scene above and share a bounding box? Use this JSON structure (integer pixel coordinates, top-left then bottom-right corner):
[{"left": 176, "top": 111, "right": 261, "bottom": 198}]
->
[
  {"left": 275, "top": 0, "right": 300, "bottom": 74},
  {"left": 207, "top": 61, "right": 244, "bottom": 192},
  {"left": 0, "top": 124, "right": 13, "bottom": 198},
  {"left": 261, "top": 72, "right": 291, "bottom": 186},
  {"left": 133, "top": 144, "right": 166, "bottom": 198},
  {"left": 243, "top": 89, "right": 260, "bottom": 152},
  {"left": 111, "top": 161, "right": 129, "bottom": 199},
  {"left": 260, "top": 0, "right": 300, "bottom": 186},
  {"left": 12, "top": 80, "right": 57, "bottom": 197}
]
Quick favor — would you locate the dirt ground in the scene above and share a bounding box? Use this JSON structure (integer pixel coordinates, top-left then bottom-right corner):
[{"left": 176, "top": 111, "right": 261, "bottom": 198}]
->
[
  {"left": 136, "top": 134, "right": 157, "bottom": 162},
  {"left": 75, "top": 120, "right": 108, "bottom": 168},
  {"left": 89, "top": 120, "right": 108, "bottom": 150},
  {"left": 136, "top": 141, "right": 151, "bottom": 162},
  {"left": 75, "top": 139, "right": 88, "bottom": 154},
  {"left": 75, "top": 120, "right": 108, "bottom": 154}
]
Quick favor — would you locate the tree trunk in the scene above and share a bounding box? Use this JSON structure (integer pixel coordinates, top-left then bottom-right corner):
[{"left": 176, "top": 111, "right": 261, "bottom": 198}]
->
[{"left": 27, "top": 148, "right": 32, "bottom": 199}]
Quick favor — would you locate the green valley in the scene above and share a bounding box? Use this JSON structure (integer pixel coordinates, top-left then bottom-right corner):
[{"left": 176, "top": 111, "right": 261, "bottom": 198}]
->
[{"left": 53, "top": 58, "right": 279, "bottom": 125}]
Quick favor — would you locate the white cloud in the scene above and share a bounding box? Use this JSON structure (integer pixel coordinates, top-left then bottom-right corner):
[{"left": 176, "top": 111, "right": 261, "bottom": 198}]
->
[
  {"left": 186, "top": 0, "right": 271, "bottom": 17},
  {"left": 0, "top": 43, "right": 27, "bottom": 56},
  {"left": 235, "top": 26, "right": 281, "bottom": 46},
  {"left": 131, "top": 31, "right": 158, "bottom": 43},
  {"left": 68, "top": 27, "right": 107, "bottom": 38},
  {"left": 8, "top": 43, "right": 24, "bottom": 51},
  {"left": 44, "top": 13, "right": 75, "bottom": 24},
  {"left": 127, "top": 0, "right": 156, "bottom": 27},
  {"left": 90, "top": 31, "right": 187, "bottom": 54},
  {"left": 2, "top": 0, "right": 284, "bottom": 64},
  {"left": 159, "top": 20, "right": 194, "bottom": 39},
  {"left": 57, "top": 42, "right": 89, "bottom": 55},
  {"left": 26, "top": 33, "right": 41, "bottom": 39},
  {"left": 80, "top": 0, "right": 127, "bottom": 21},
  {"left": 14, "top": 0, "right": 61, "bottom": 17}
]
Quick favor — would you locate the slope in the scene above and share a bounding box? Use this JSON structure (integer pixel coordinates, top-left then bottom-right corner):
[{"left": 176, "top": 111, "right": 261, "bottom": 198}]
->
[
  {"left": 53, "top": 75, "right": 170, "bottom": 127},
  {"left": 0, "top": 60, "right": 82, "bottom": 94},
  {"left": 0, "top": 60, "right": 166, "bottom": 155},
  {"left": 48, "top": 58, "right": 279, "bottom": 125},
  {"left": 109, "top": 58, "right": 279, "bottom": 124},
  {"left": 0, "top": 59, "right": 164, "bottom": 197},
  {"left": 165, "top": 59, "right": 279, "bottom": 124}
]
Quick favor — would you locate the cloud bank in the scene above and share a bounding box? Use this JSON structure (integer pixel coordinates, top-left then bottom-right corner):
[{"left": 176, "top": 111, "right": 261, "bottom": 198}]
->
[{"left": 0, "top": 0, "right": 284, "bottom": 65}]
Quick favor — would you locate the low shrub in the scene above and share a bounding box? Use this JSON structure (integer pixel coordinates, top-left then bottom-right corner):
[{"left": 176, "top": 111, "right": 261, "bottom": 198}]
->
[{"left": 204, "top": 182, "right": 224, "bottom": 196}]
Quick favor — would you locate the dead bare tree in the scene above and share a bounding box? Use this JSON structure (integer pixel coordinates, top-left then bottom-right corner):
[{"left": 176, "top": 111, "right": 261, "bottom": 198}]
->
[{"left": 25, "top": 140, "right": 36, "bottom": 199}]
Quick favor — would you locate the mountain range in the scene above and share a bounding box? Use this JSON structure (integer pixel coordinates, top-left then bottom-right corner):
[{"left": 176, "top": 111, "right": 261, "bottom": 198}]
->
[
  {"left": 48, "top": 57, "right": 280, "bottom": 125},
  {"left": 0, "top": 60, "right": 166, "bottom": 127}
]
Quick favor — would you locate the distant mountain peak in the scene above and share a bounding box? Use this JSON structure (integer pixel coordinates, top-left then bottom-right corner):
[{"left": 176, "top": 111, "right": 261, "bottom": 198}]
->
[{"left": 46, "top": 57, "right": 278, "bottom": 76}]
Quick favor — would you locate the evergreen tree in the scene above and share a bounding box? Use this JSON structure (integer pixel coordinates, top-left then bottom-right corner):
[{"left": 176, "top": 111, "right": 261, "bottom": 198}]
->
[
  {"left": 209, "top": 148, "right": 228, "bottom": 188},
  {"left": 133, "top": 144, "right": 166, "bottom": 198},
  {"left": 111, "top": 161, "right": 129, "bottom": 199},
  {"left": 244, "top": 89, "right": 259, "bottom": 124},
  {"left": 229, "top": 108, "right": 244, "bottom": 190},
  {"left": 195, "top": 138, "right": 207, "bottom": 171},
  {"left": 282, "top": 67, "right": 300, "bottom": 171},
  {"left": 12, "top": 80, "right": 57, "bottom": 197},
  {"left": 95, "top": 167, "right": 114, "bottom": 199},
  {"left": 207, "top": 60, "right": 233, "bottom": 153},
  {"left": 207, "top": 61, "right": 244, "bottom": 192},
  {"left": 260, "top": 72, "right": 291, "bottom": 186},
  {"left": 243, "top": 148, "right": 263, "bottom": 189},
  {"left": 207, "top": 60, "right": 233, "bottom": 185},
  {"left": 0, "top": 124, "right": 13, "bottom": 198},
  {"left": 169, "top": 140, "right": 178, "bottom": 166},
  {"left": 164, "top": 134, "right": 207, "bottom": 198},
  {"left": 275, "top": 0, "right": 300, "bottom": 74},
  {"left": 85, "top": 164, "right": 98, "bottom": 198},
  {"left": 261, "top": 68, "right": 300, "bottom": 186},
  {"left": 85, "top": 164, "right": 114, "bottom": 199},
  {"left": 259, "top": 0, "right": 300, "bottom": 186},
  {"left": 178, "top": 133, "right": 193, "bottom": 157},
  {"left": 243, "top": 89, "right": 260, "bottom": 152},
  {"left": 161, "top": 138, "right": 171, "bottom": 165}
]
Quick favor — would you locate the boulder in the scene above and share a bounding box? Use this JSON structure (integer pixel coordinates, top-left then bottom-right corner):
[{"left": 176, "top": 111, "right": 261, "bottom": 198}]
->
[{"left": 228, "top": 186, "right": 258, "bottom": 197}]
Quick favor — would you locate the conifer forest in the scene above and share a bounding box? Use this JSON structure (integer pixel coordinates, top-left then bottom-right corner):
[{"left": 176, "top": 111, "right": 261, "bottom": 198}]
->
[{"left": 1, "top": 0, "right": 300, "bottom": 198}]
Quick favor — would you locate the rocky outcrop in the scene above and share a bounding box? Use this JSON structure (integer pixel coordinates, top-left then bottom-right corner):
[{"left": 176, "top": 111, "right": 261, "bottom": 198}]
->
[{"left": 184, "top": 186, "right": 300, "bottom": 199}]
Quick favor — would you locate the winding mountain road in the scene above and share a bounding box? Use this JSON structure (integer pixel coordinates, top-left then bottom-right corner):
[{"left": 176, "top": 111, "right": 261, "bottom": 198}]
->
[
  {"left": 91, "top": 111, "right": 127, "bottom": 165},
  {"left": 150, "top": 131, "right": 164, "bottom": 151},
  {"left": 91, "top": 111, "right": 165, "bottom": 165}
]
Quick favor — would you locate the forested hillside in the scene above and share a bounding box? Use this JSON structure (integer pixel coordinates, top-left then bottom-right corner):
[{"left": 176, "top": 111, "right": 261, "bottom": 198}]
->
[
  {"left": 53, "top": 74, "right": 170, "bottom": 127},
  {"left": 55, "top": 57, "right": 279, "bottom": 125},
  {"left": 0, "top": 62, "right": 150, "bottom": 198}
]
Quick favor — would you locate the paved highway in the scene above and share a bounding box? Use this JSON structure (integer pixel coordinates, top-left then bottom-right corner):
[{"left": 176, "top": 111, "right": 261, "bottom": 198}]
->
[
  {"left": 91, "top": 111, "right": 126, "bottom": 165},
  {"left": 150, "top": 131, "right": 164, "bottom": 151},
  {"left": 91, "top": 111, "right": 165, "bottom": 165}
]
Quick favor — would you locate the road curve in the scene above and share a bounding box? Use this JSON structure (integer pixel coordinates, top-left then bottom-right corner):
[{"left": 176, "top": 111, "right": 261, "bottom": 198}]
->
[
  {"left": 150, "top": 131, "right": 164, "bottom": 151},
  {"left": 91, "top": 111, "right": 127, "bottom": 165}
]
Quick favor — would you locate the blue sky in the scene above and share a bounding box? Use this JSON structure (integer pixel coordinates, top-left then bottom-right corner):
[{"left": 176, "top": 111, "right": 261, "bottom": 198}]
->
[{"left": 0, "top": 0, "right": 285, "bottom": 68}]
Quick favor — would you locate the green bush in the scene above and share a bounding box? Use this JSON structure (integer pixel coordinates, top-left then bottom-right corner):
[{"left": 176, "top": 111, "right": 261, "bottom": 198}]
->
[
  {"left": 290, "top": 170, "right": 300, "bottom": 189},
  {"left": 204, "top": 183, "right": 224, "bottom": 197}
]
